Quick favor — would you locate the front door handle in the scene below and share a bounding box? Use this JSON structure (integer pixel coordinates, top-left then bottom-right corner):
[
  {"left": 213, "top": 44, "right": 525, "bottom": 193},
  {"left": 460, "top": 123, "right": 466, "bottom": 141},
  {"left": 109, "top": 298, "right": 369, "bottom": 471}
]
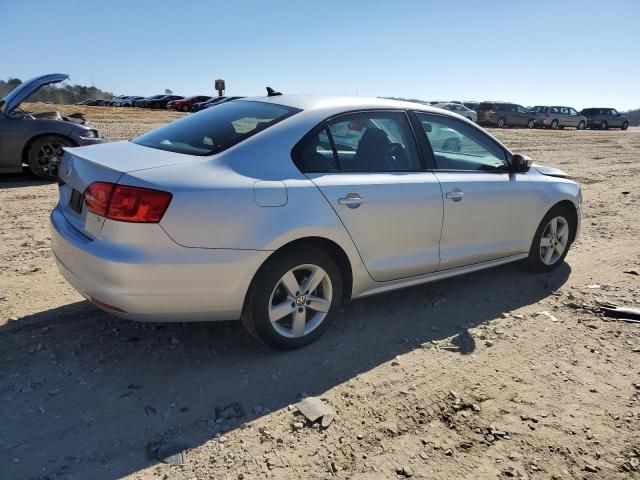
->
[
  {"left": 445, "top": 190, "right": 465, "bottom": 201},
  {"left": 338, "top": 193, "right": 364, "bottom": 209}
]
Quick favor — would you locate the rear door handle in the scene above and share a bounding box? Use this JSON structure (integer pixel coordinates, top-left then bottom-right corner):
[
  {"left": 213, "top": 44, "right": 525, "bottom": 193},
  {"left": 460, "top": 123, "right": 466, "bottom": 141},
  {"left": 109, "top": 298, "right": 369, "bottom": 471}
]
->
[
  {"left": 445, "top": 190, "right": 465, "bottom": 201},
  {"left": 338, "top": 193, "right": 364, "bottom": 208}
]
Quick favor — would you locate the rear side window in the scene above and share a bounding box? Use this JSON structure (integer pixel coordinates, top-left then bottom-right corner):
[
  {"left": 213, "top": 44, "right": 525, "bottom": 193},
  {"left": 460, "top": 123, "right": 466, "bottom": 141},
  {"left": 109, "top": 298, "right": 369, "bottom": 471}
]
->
[
  {"left": 134, "top": 100, "right": 299, "bottom": 156},
  {"left": 478, "top": 103, "right": 493, "bottom": 111},
  {"left": 295, "top": 111, "right": 422, "bottom": 173}
]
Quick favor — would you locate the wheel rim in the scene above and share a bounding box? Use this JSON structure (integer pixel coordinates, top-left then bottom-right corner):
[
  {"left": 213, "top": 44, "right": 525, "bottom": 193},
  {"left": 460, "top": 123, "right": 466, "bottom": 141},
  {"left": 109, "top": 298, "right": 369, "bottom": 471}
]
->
[
  {"left": 498, "top": 119, "right": 504, "bottom": 127},
  {"left": 528, "top": 120, "right": 534, "bottom": 128},
  {"left": 36, "top": 141, "right": 66, "bottom": 176},
  {"left": 578, "top": 122, "right": 584, "bottom": 130},
  {"left": 539, "top": 216, "right": 569, "bottom": 265},
  {"left": 268, "top": 264, "right": 333, "bottom": 339},
  {"left": 601, "top": 121, "right": 606, "bottom": 129},
  {"left": 552, "top": 121, "right": 558, "bottom": 129}
]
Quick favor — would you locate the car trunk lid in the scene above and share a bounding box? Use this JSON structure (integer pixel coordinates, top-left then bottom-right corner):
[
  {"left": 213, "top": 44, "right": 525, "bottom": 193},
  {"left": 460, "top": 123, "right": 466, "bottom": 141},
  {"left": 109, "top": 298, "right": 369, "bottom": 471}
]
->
[{"left": 57, "top": 141, "right": 201, "bottom": 238}]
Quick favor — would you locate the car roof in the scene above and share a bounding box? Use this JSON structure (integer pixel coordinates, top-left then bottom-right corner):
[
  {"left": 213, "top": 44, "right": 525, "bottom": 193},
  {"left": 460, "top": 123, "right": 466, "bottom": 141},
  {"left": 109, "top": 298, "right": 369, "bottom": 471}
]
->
[{"left": 239, "top": 94, "right": 445, "bottom": 114}]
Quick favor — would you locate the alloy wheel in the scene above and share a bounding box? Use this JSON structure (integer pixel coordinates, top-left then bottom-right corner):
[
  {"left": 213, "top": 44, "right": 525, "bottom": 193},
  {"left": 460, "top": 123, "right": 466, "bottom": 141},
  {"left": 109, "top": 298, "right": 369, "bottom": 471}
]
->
[
  {"left": 36, "top": 141, "right": 66, "bottom": 176},
  {"left": 268, "top": 264, "right": 333, "bottom": 339},
  {"left": 539, "top": 216, "right": 569, "bottom": 265}
]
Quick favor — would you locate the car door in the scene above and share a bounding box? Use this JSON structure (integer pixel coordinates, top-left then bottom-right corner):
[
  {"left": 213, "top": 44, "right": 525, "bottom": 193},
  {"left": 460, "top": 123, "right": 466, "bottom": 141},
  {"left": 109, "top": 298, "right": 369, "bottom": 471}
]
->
[
  {"left": 515, "top": 105, "right": 529, "bottom": 126},
  {"left": 297, "top": 110, "right": 444, "bottom": 282},
  {"left": 567, "top": 108, "right": 580, "bottom": 127},
  {"left": 609, "top": 109, "right": 621, "bottom": 127},
  {"left": 413, "top": 111, "right": 540, "bottom": 270}
]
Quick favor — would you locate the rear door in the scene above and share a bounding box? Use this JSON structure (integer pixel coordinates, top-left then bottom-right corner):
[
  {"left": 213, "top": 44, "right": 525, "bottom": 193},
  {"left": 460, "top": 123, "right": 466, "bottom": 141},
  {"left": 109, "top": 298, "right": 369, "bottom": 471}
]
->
[
  {"left": 298, "top": 110, "right": 444, "bottom": 281},
  {"left": 514, "top": 105, "right": 529, "bottom": 126},
  {"left": 414, "top": 111, "right": 539, "bottom": 269}
]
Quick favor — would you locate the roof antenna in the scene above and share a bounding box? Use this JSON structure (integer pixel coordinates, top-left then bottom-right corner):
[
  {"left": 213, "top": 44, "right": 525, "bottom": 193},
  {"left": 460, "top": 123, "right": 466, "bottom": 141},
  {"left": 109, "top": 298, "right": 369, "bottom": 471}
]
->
[{"left": 266, "top": 87, "right": 282, "bottom": 97}]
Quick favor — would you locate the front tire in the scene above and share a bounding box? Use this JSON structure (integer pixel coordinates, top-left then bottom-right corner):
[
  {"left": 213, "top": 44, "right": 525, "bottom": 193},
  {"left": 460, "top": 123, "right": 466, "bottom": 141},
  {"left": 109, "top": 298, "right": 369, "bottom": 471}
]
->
[
  {"left": 181, "top": 105, "right": 190, "bottom": 112},
  {"left": 550, "top": 119, "right": 559, "bottom": 130},
  {"left": 27, "top": 135, "right": 74, "bottom": 180},
  {"left": 577, "top": 121, "right": 585, "bottom": 130},
  {"left": 600, "top": 120, "right": 608, "bottom": 130},
  {"left": 497, "top": 117, "right": 506, "bottom": 128},
  {"left": 527, "top": 205, "right": 575, "bottom": 272},
  {"left": 527, "top": 119, "right": 535, "bottom": 129},
  {"left": 621, "top": 121, "right": 629, "bottom": 130},
  {"left": 241, "top": 246, "right": 344, "bottom": 350}
]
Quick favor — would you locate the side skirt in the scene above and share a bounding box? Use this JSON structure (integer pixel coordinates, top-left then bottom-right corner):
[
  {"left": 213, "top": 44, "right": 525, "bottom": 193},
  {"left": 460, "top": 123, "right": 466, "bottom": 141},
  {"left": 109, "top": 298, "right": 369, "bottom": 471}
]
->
[{"left": 353, "top": 253, "right": 529, "bottom": 299}]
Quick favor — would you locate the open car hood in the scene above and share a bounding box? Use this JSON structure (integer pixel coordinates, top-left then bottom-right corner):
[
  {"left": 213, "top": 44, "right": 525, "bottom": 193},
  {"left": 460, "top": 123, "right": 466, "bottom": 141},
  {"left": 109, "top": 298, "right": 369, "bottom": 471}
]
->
[{"left": 0, "top": 73, "right": 69, "bottom": 114}]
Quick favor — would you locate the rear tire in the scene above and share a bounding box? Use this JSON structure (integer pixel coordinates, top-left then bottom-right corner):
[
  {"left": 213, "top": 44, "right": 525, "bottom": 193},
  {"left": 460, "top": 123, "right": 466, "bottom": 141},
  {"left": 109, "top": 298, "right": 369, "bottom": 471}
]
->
[
  {"left": 27, "top": 135, "right": 74, "bottom": 180},
  {"left": 241, "top": 246, "right": 344, "bottom": 350},
  {"left": 526, "top": 119, "right": 535, "bottom": 129},
  {"left": 600, "top": 120, "right": 608, "bottom": 130},
  {"left": 550, "top": 119, "right": 559, "bottom": 130},
  {"left": 527, "top": 205, "right": 575, "bottom": 272},
  {"left": 621, "top": 121, "right": 629, "bottom": 130}
]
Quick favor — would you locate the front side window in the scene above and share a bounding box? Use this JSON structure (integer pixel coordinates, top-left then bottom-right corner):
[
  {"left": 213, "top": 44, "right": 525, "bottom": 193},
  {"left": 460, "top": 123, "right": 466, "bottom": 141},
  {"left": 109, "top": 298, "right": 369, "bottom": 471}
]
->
[
  {"left": 134, "top": 100, "right": 299, "bottom": 156},
  {"left": 415, "top": 112, "right": 508, "bottom": 172},
  {"left": 610, "top": 109, "right": 619, "bottom": 116},
  {"left": 569, "top": 108, "right": 578, "bottom": 115},
  {"left": 516, "top": 105, "right": 528, "bottom": 113}
]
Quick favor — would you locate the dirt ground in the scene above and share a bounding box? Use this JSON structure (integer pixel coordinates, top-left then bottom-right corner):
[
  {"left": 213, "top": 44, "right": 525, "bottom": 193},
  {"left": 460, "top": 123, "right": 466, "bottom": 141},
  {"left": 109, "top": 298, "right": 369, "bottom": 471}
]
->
[{"left": 1, "top": 104, "right": 639, "bottom": 480}]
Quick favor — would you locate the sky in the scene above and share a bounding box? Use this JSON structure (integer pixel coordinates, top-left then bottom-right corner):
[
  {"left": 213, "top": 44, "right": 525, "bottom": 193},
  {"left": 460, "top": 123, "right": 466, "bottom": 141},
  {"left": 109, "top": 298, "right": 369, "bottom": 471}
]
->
[{"left": 2, "top": 0, "right": 639, "bottom": 110}]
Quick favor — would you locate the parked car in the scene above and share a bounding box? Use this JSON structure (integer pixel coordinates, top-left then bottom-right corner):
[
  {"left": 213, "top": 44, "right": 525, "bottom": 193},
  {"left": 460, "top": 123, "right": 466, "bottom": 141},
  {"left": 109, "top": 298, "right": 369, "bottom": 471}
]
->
[
  {"left": 477, "top": 102, "right": 537, "bottom": 128},
  {"left": 119, "top": 96, "right": 144, "bottom": 107},
  {"left": 191, "top": 96, "right": 244, "bottom": 112},
  {"left": 168, "top": 95, "right": 212, "bottom": 112},
  {"left": 146, "top": 95, "right": 184, "bottom": 110},
  {"left": 52, "top": 95, "right": 581, "bottom": 349},
  {"left": 85, "top": 99, "right": 109, "bottom": 106},
  {"left": 106, "top": 95, "right": 127, "bottom": 106},
  {"left": 135, "top": 95, "right": 165, "bottom": 108},
  {"left": 76, "top": 99, "right": 94, "bottom": 105},
  {"left": 433, "top": 102, "right": 477, "bottom": 122},
  {"left": 0, "top": 74, "right": 105, "bottom": 179},
  {"left": 580, "top": 108, "right": 629, "bottom": 130},
  {"left": 531, "top": 106, "right": 587, "bottom": 130}
]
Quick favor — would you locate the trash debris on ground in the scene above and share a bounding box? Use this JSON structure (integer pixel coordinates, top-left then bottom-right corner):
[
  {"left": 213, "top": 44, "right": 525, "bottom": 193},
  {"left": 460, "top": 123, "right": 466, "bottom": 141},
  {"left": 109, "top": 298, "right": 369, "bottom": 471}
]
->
[
  {"left": 600, "top": 304, "right": 640, "bottom": 323},
  {"left": 295, "top": 396, "right": 336, "bottom": 427},
  {"left": 147, "top": 440, "right": 188, "bottom": 465},
  {"left": 215, "top": 402, "right": 245, "bottom": 421},
  {"left": 535, "top": 311, "right": 559, "bottom": 322}
]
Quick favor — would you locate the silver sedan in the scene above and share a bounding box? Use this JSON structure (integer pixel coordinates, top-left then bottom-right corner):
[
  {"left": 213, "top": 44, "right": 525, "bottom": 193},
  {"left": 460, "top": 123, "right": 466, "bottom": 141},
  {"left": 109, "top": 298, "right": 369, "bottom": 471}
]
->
[{"left": 51, "top": 95, "right": 581, "bottom": 349}]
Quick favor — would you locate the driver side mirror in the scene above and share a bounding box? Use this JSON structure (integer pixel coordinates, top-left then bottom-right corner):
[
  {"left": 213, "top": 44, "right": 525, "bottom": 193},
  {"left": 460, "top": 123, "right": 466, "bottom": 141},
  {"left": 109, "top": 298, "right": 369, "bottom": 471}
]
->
[{"left": 511, "top": 154, "right": 533, "bottom": 173}]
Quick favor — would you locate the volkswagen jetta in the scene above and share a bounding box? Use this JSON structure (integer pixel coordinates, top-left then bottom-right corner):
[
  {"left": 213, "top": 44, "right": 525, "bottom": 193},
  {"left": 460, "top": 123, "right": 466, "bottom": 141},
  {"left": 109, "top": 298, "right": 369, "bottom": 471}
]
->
[{"left": 51, "top": 95, "right": 581, "bottom": 349}]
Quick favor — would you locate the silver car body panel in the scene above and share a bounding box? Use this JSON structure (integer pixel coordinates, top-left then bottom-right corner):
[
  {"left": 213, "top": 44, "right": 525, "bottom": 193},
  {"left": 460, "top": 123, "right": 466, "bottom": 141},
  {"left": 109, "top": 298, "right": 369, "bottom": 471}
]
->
[{"left": 51, "top": 95, "right": 582, "bottom": 321}]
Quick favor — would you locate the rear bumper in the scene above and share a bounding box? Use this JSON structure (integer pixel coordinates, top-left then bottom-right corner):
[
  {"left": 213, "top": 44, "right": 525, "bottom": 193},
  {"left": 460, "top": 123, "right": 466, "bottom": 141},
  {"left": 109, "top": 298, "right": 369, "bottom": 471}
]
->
[{"left": 50, "top": 204, "right": 270, "bottom": 322}]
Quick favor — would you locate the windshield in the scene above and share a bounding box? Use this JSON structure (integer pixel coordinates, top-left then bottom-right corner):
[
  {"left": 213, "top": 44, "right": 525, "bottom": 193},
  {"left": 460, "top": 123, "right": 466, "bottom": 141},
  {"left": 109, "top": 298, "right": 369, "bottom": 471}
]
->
[{"left": 133, "top": 100, "right": 300, "bottom": 156}]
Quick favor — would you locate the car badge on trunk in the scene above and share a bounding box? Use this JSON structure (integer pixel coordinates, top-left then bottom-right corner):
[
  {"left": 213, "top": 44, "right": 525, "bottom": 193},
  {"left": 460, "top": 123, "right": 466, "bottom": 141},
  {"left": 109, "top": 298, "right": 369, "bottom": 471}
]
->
[{"left": 65, "top": 157, "right": 73, "bottom": 176}]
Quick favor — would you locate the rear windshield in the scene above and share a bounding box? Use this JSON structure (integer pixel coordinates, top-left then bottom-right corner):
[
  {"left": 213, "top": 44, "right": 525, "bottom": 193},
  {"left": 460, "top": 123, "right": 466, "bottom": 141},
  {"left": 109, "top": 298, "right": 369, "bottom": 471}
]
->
[
  {"left": 477, "top": 103, "right": 493, "bottom": 111},
  {"left": 134, "top": 100, "right": 300, "bottom": 156}
]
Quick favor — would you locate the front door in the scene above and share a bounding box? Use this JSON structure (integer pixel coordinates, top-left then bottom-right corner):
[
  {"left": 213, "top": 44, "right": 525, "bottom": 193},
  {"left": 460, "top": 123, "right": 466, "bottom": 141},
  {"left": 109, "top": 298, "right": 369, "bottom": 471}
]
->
[
  {"left": 414, "top": 111, "right": 539, "bottom": 270},
  {"left": 296, "top": 110, "right": 444, "bottom": 282}
]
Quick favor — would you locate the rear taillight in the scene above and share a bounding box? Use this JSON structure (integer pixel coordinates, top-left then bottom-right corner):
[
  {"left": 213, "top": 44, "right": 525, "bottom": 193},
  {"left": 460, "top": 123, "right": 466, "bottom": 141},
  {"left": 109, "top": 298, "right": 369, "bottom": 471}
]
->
[
  {"left": 84, "top": 182, "right": 172, "bottom": 223},
  {"left": 84, "top": 182, "right": 114, "bottom": 217}
]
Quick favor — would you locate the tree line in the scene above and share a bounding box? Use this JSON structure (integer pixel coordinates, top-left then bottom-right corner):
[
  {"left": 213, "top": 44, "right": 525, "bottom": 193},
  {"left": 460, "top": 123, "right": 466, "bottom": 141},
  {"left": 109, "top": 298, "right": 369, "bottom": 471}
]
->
[{"left": 0, "top": 78, "right": 114, "bottom": 105}]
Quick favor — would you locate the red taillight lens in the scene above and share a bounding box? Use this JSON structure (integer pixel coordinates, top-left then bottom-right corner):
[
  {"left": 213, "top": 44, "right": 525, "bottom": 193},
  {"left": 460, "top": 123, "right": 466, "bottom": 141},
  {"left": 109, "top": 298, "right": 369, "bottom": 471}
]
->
[
  {"left": 84, "top": 182, "right": 115, "bottom": 217},
  {"left": 83, "top": 182, "right": 172, "bottom": 223},
  {"left": 108, "top": 185, "right": 172, "bottom": 222}
]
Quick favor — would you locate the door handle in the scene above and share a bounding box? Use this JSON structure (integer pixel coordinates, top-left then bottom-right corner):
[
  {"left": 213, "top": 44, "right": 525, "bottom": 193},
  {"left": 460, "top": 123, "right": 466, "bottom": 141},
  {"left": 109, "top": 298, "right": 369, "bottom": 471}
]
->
[
  {"left": 338, "top": 193, "right": 364, "bottom": 209},
  {"left": 445, "top": 190, "right": 465, "bottom": 201}
]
